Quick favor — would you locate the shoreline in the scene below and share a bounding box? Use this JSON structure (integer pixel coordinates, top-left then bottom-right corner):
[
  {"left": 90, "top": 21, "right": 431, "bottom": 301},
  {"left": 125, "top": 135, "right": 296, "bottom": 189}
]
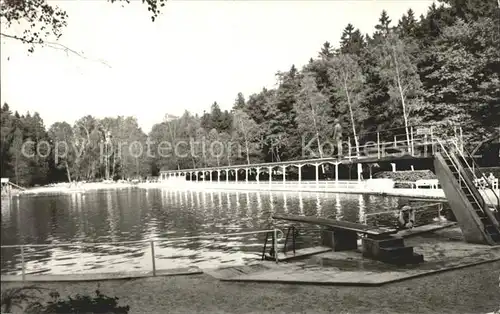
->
[{"left": 7, "top": 180, "right": 499, "bottom": 206}]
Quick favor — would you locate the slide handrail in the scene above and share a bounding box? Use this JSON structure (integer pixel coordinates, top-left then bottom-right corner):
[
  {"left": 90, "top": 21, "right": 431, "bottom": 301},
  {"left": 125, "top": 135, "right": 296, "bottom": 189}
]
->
[
  {"left": 449, "top": 139, "right": 500, "bottom": 210},
  {"left": 435, "top": 138, "right": 485, "bottom": 216}
]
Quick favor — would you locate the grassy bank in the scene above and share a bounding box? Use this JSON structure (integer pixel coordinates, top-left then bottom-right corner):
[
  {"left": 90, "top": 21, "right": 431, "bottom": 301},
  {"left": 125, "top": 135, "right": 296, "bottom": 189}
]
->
[{"left": 2, "top": 261, "right": 499, "bottom": 314}]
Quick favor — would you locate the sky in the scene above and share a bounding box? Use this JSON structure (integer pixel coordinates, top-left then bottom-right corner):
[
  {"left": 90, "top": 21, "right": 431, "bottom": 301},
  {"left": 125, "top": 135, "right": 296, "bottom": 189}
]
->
[{"left": 1, "top": 0, "right": 435, "bottom": 133}]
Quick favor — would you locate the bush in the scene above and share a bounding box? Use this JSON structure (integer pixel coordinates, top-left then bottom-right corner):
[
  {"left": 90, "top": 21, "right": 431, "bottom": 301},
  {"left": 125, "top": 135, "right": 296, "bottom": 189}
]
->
[
  {"left": 1, "top": 286, "right": 129, "bottom": 314},
  {"left": 373, "top": 170, "right": 436, "bottom": 188},
  {"left": 1, "top": 285, "right": 45, "bottom": 313},
  {"left": 373, "top": 170, "right": 437, "bottom": 181}
]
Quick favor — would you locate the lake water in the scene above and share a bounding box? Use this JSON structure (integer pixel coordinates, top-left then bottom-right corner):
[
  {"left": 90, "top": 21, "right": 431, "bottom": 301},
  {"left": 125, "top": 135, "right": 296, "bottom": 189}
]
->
[{"left": 0, "top": 188, "right": 405, "bottom": 275}]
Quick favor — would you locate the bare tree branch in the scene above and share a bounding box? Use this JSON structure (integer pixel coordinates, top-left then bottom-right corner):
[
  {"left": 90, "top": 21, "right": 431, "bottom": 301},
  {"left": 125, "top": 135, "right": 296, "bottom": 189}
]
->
[{"left": 1, "top": 32, "right": 112, "bottom": 68}]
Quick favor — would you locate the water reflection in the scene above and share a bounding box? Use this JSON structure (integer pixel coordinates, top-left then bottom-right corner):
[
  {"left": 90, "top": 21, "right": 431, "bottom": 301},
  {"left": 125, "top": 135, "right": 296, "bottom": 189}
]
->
[
  {"left": 256, "top": 192, "right": 262, "bottom": 216},
  {"left": 299, "top": 193, "right": 304, "bottom": 216},
  {"left": 335, "top": 194, "right": 342, "bottom": 219},
  {"left": 358, "top": 194, "right": 366, "bottom": 224},
  {"left": 107, "top": 191, "right": 118, "bottom": 242},
  {"left": 269, "top": 193, "right": 274, "bottom": 215},
  {"left": 283, "top": 192, "right": 288, "bottom": 213},
  {"left": 316, "top": 193, "right": 322, "bottom": 216},
  {"left": 1, "top": 189, "right": 405, "bottom": 275},
  {"left": 200, "top": 191, "right": 205, "bottom": 210},
  {"left": 236, "top": 192, "right": 240, "bottom": 213}
]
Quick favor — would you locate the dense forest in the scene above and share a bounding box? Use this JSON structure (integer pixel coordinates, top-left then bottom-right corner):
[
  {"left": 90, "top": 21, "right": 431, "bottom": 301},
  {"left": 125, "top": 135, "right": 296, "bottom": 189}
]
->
[{"left": 1, "top": 0, "right": 499, "bottom": 186}]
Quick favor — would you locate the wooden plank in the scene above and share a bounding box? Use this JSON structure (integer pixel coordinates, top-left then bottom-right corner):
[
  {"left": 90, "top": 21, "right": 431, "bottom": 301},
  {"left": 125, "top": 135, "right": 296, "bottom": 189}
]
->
[{"left": 272, "top": 214, "right": 397, "bottom": 236}]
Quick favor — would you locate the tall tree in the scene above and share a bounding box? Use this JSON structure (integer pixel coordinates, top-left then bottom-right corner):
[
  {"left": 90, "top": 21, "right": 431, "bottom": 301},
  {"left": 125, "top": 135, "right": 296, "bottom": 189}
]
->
[
  {"left": 416, "top": 17, "right": 500, "bottom": 144},
  {"left": 9, "top": 128, "right": 30, "bottom": 185},
  {"left": 374, "top": 10, "right": 392, "bottom": 39},
  {"left": 340, "top": 24, "right": 366, "bottom": 56},
  {"left": 295, "top": 72, "right": 331, "bottom": 160},
  {"left": 233, "top": 92, "right": 246, "bottom": 110},
  {"left": 232, "top": 109, "right": 260, "bottom": 165},
  {"left": 375, "top": 32, "right": 423, "bottom": 151},
  {"left": 328, "top": 54, "right": 367, "bottom": 155},
  {"left": 398, "top": 9, "right": 418, "bottom": 38},
  {"left": 319, "top": 41, "right": 334, "bottom": 60},
  {"left": 48, "top": 122, "right": 75, "bottom": 183}
]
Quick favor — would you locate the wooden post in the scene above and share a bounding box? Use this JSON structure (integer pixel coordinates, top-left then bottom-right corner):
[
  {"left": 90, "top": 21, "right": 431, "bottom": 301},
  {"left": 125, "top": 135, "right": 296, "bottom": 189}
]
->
[
  {"left": 268, "top": 166, "right": 272, "bottom": 188},
  {"left": 150, "top": 241, "right": 156, "bottom": 277}
]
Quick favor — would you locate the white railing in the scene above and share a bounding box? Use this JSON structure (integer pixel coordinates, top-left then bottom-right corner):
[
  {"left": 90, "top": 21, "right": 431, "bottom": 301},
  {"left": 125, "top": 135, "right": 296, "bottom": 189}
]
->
[
  {"left": 159, "top": 180, "right": 367, "bottom": 191},
  {"left": 1, "top": 229, "right": 285, "bottom": 281}
]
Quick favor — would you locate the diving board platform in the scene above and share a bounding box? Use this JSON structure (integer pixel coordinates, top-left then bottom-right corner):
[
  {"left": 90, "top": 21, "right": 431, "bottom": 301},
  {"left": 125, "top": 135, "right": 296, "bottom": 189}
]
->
[
  {"left": 272, "top": 214, "right": 397, "bottom": 237},
  {"left": 272, "top": 214, "right": 424, "bottom": 265}
]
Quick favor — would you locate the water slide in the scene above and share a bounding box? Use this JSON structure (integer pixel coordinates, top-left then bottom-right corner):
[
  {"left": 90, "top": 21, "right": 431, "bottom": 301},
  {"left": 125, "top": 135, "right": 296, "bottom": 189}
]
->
[{"left": 434, "top": 141, "right": 500, "bottom": 245}]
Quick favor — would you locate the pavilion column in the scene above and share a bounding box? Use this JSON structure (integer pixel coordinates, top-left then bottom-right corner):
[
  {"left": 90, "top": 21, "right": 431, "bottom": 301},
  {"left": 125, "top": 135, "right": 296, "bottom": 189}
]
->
[
  {"left": 235, "top": 170, "right": 239, "bottom": 182},
  {"left": 203, "top": 171, "right": 206, "bottom": 182},
  {"left": 245, "top": 168, "right": 249, "bottom": 183},
  {"left": 217, "top": 170, "right": 221, "bottom": 182},
  {"left": 268, "top": 166, "right": 272, "bottom": 188},
  {"left": 334, "top": 162, "right": 340, "bottom": 186},
  {"left": 297, "top": 165, "right": 302, "bottom": 186},
  {"left": 209, "top": 171, "right": 212, "bottom": 182},
  {"left": 357, "top": 163, "right": 362, "bottom": 182},
  {"left": 226, "top": 169, "right": 229, "bottom": 184},
  {"left": 282, "top": 165, "right": 287, "bottom": 184},
  {"left": 196, "top": 171, "right": 199, "bottom": 182},
  {"left": 256, "top": 167, "right": 260, "bottom": 183}
]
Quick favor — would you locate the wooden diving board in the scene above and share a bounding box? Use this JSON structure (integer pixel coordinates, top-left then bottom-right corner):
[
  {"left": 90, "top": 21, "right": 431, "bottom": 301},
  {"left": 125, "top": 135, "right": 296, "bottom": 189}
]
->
[
  {"left": 272, "top": 214, "right": 397, "bottom": 236},
  {"left": 408, "top": 198, "right": 448, "bottom": 203},
  {"left": 272, "top": 214, "right": 424, "bottom": 265}
]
